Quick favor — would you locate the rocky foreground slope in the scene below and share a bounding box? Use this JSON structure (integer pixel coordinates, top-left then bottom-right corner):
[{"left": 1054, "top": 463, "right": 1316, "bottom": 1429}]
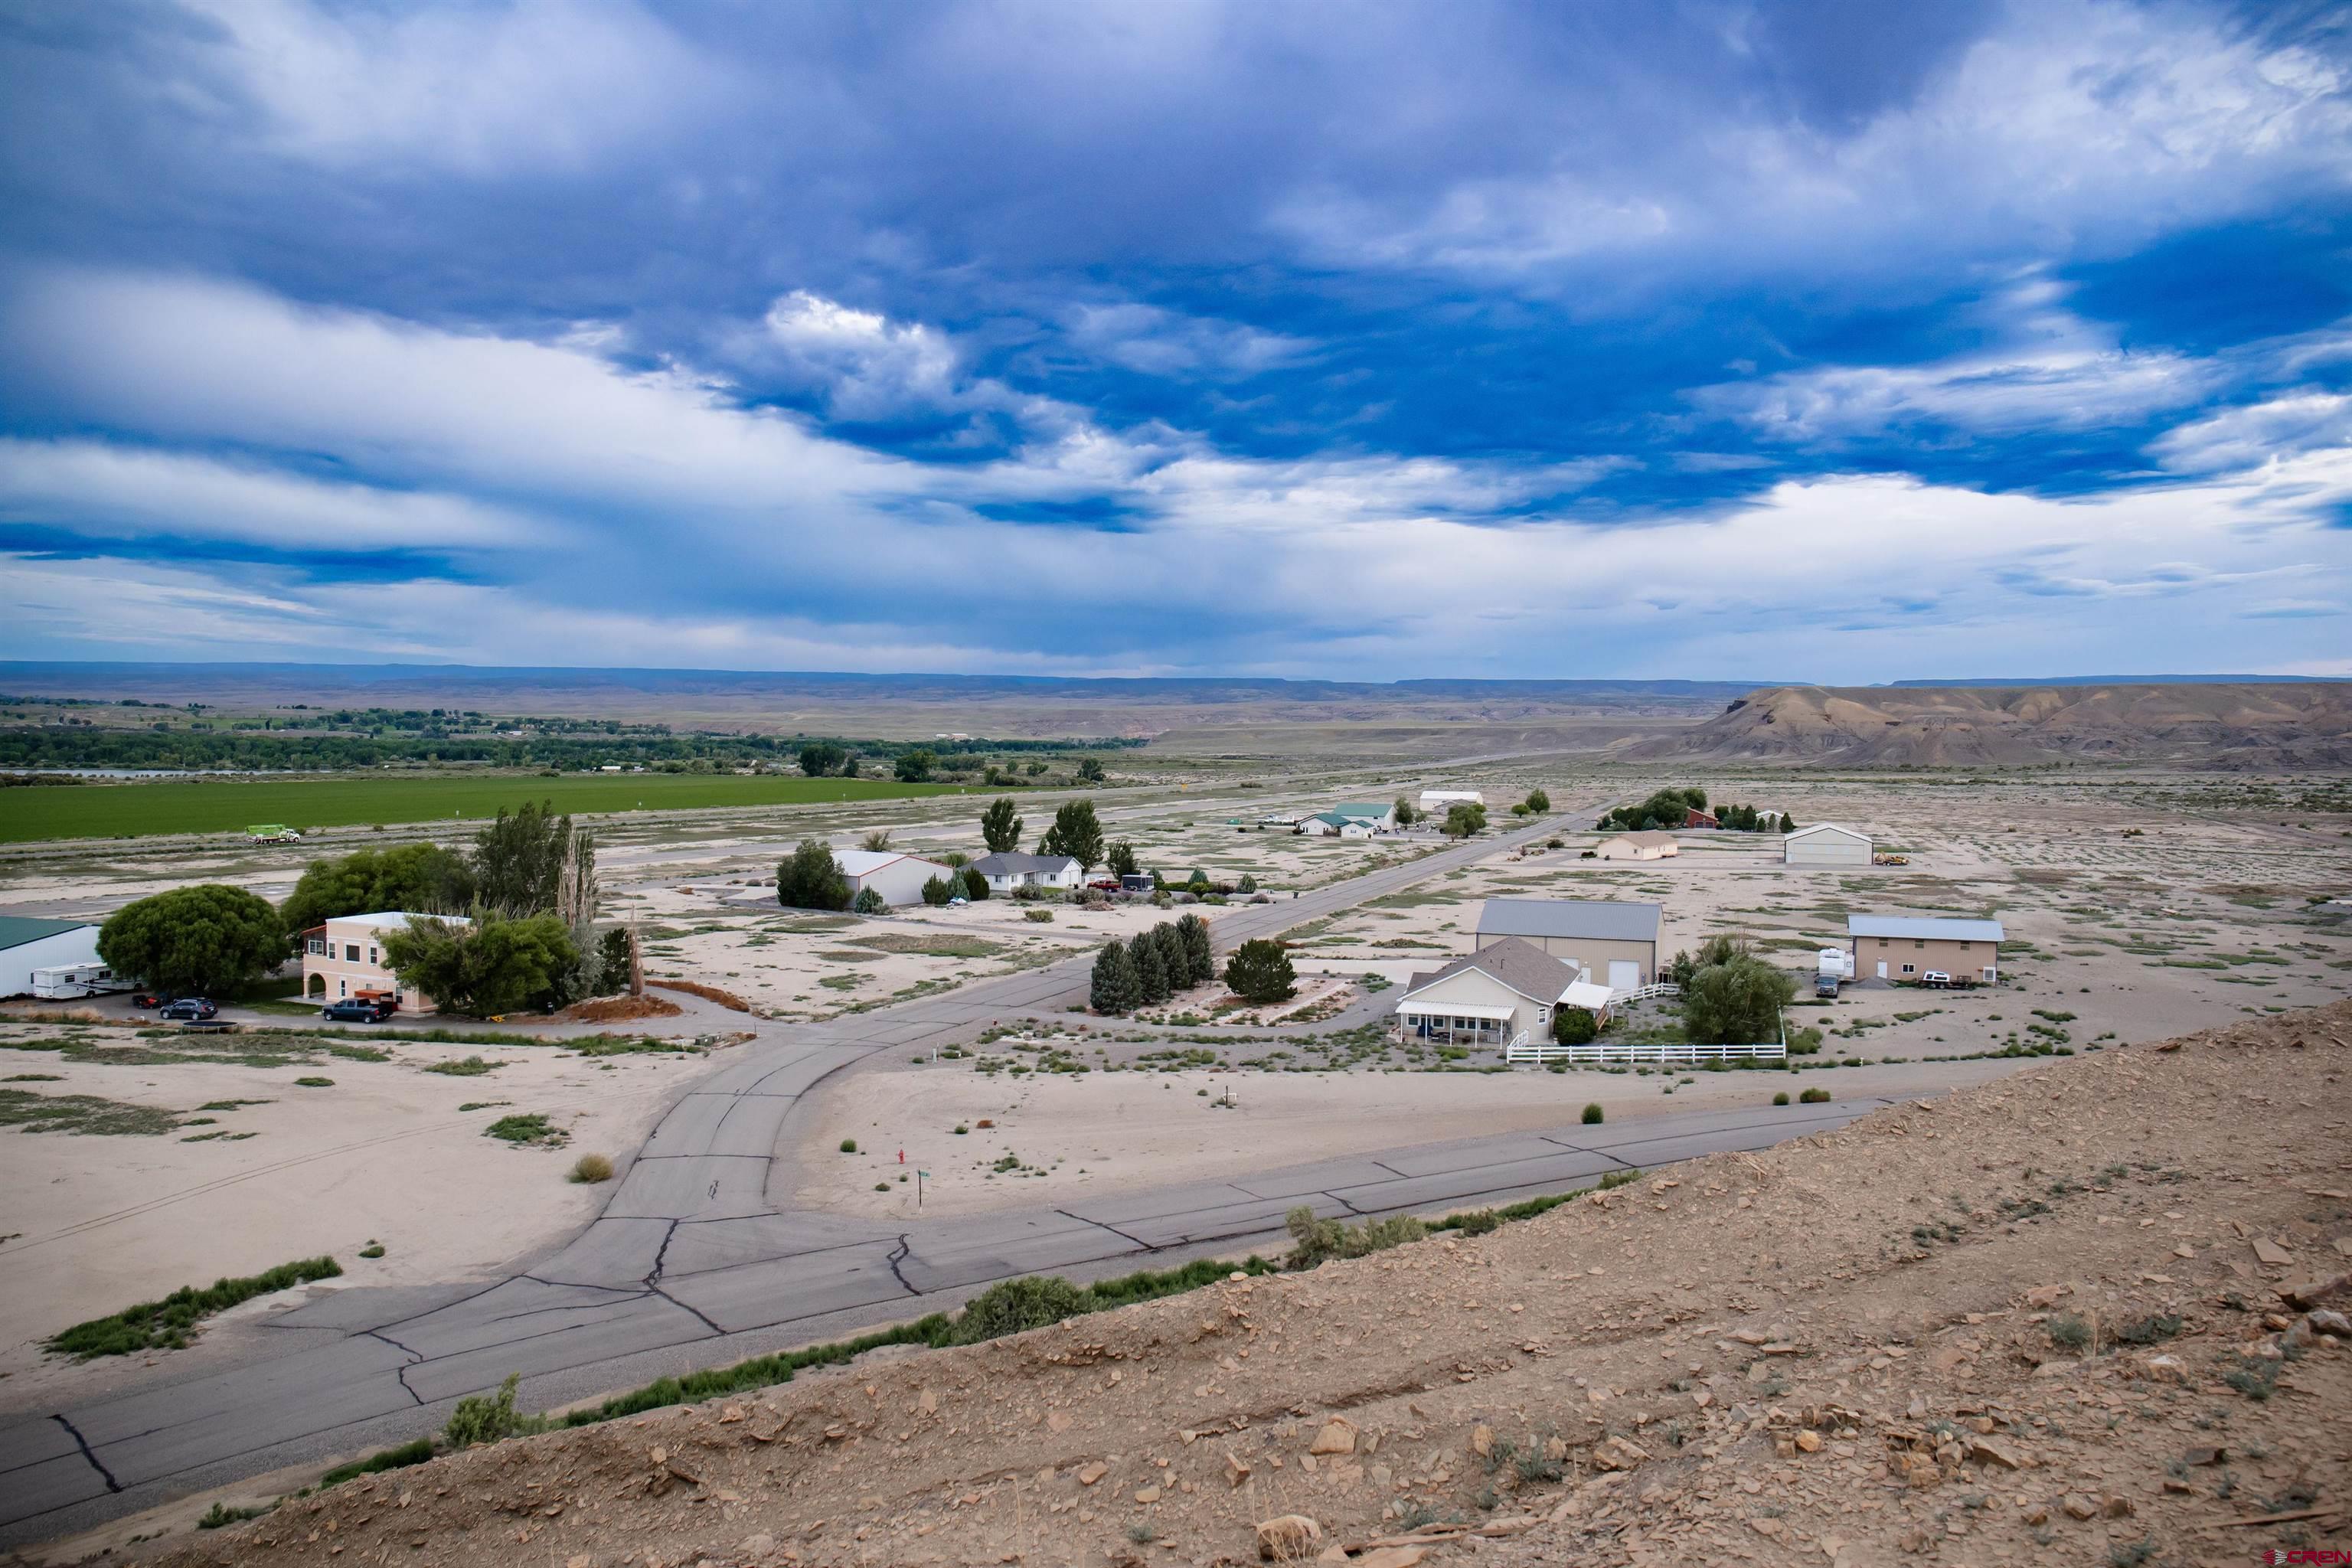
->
[
  {"left": 1628, "top": 682, "right": 2352, "bottom": 767},
  {"left": 139, "top": 1007, "right": 2349, "bottom": 1568}
]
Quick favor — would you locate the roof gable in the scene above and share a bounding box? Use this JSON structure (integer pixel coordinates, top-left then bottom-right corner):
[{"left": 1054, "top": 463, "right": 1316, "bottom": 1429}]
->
[{"left": 1401, "top": 936, "right": 1576, "bottom": 1006}]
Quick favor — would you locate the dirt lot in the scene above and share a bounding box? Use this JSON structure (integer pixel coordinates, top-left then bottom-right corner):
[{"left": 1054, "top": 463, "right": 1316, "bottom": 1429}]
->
[
  {"left": 0, "top": 1017, "right": 720, "bottom": 1406},
  {"left": 106, "top": 999, "right": 2352, "bottom": 1568}
]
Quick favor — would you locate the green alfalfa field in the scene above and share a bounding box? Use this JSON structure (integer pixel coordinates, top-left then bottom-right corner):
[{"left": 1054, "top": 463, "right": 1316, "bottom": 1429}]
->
[{"left": 0, "top": 773, "right": 965, "bottom": 844}]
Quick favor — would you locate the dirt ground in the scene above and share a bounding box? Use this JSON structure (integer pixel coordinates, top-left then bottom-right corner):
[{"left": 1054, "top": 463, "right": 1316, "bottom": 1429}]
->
[
  {"left": 106, "top": 999, "right": 2352, "bottom": 1568},
  {"left": 0, "top": 1018, "right": 720, "bottom": 1407},
  {"left": 792, "top": 1055, "right": 2037, "bottom": 1221}
]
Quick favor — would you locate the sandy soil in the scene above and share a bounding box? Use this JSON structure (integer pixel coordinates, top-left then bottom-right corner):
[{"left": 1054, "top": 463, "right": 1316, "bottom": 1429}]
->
[
  {"left": 0, "top": 1023, "right": 718, "bottom": 1407},
  {"left": 791, "top": 1054, "right": 2035, "bottom": 1220}
]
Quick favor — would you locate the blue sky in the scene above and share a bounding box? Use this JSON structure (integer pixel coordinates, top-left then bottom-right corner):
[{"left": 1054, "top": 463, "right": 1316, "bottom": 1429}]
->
[{"left": 1, "top": 0, "right": 2348, "bottom": 681}]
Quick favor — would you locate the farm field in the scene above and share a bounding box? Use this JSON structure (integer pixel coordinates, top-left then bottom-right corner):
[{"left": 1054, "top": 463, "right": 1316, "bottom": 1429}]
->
[{"left": 0, "top": 772, "right": 964, "bottom": 844}]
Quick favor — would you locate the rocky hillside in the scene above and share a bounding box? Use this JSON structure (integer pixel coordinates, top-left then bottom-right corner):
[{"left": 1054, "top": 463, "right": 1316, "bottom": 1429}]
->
[
  {"left": 1625, "top": 682, "right": 2352, "bottom": 767},
  {"left": 124, "top": 1005, "right": 2350, "bottom": 1568}
]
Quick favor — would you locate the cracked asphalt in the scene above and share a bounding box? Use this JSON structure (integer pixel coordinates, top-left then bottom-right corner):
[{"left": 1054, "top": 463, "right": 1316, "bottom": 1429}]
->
[{"left": 0, "top": 804, "right": 1891, "bottom": 1547}]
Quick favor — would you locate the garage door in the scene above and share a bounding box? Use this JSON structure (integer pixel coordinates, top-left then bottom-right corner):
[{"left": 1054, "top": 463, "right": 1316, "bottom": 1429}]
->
[{"left": 1607, "top": 960, "right": 1640, "bottom": 992}]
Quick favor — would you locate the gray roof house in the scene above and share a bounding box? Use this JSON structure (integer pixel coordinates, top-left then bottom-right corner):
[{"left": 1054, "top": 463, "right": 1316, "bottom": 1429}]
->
[
  {"left": 970, "top": 851, "right": 1083, "bottom": 890},
  {"left": 1395, "top": 937, "right": 1578, "bottom": 1050}
]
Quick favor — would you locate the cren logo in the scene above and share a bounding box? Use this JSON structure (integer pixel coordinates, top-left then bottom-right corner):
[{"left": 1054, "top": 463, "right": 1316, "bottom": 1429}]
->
[{"left": 2262, "top": 1550, "right": 2352, "bottom": 1566}]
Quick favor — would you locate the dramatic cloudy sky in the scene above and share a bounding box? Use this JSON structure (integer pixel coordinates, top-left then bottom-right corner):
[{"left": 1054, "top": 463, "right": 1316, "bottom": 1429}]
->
[{"left": 2, "top": 0, "right": 2349, "bottom": 679}]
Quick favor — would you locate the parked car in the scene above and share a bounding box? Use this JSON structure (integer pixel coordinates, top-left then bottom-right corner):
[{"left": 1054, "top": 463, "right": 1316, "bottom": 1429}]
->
[
  {"left": 130, "top": 991, "right": 166, "bottom": 1009},
  {"left": 159, "top": 997, "right": 218, "bottom": 1021},
  {"left": 1920, "top": 970, "right": 1952, "bottom": 988},
  {"left": 322, "top": 998, "right": 392, "bottom": 1023},
  {"left": 1087, "top": 878, "right": 1121, "bottom": 892}
]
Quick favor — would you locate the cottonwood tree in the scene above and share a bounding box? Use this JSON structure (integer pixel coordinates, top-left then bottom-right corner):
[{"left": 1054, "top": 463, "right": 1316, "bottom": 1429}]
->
[
  {"left": 1076, "top": 757, "right": 1106, "bottom": 782},
  {"left": 893, "top": 749, "right": 936, "bottom": 782},
  {"left": 1106, "top": 840, "right": 1139, "bottom": 878},
  {"left": 473, "top": 801, "right": 577, "bottom": 917},
  {"left": 100, "top": 885, "right": 283, "bottom": 997},
  {"left": 278, "top": 843, "right": 475, "bottom": 946},
  {"left": 1682, "top": 952, "right": 1796, "bottom": 1044},
  {"left": 1040, "top": 799, "right": 1106, "bottom": 873},
  {"left": 383, "top": 912, "right": 579, "bottom": 1018},
  {"left": 798, "top": 742, "right": 848, "bottom": 777},
  {"left": 861, "top": 829, "right": 893, "bottom": 852},
  {"left": 980, "top": 797, "right": 1023, "bottom": 853}
]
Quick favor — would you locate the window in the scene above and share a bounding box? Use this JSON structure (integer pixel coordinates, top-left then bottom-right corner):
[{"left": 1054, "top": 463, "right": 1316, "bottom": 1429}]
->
[
  {"left": 1913, "top": 939, "right": 1925, "bottom": 949},
  {"left": 305, "top": 938, "right": 327, "bottom": 956},
  {"left": 368, "top": 946, "right": 378, "bottom": 966},
  {"left": 345, "top": 943, "right": 361, "bottom": 962},
  {"left": 1958, "top": 941, "right": 1971, "bottom": 950},
  {"left": 338, "top": 979, "right": 348, "bottom": 996},
  {"left": 1901, "top": 963, "right": 1916, "bottom": 975}
]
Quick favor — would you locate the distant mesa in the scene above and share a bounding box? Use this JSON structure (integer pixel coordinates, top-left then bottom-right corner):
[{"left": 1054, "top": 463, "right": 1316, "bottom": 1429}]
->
[{"left": 1628, "top": 682, "right": 2352, "bottom": 768}]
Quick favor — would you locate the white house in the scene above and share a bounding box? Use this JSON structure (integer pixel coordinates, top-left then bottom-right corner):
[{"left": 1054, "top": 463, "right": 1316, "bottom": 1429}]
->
[
  {"left": 302, "top": 912, "right": 469, "bottom": 1012},
  {"left": 1784, "top": 823, "right": 1872, "bottom": 866},
  {"left": 1393, "top": 938, "right": 1576, "bottom": 1049},
  {"left": 1419, "top": 789, "right": 1483, "bottom": 812},
  {"left": 1596, "top": 831, "right": 1678, "bottom": 861},
  {"left": 834, "top": 849, "right": 956, "bottom": 906},
  {"left": 0, "top": 917, "right": 106, "bottom": 998},
  {"left": 969, "top": 851, "right": 1083, "bottom": 893},
  {"left": 1299, "top": 812, "right": 1375, "bottom": 838}
]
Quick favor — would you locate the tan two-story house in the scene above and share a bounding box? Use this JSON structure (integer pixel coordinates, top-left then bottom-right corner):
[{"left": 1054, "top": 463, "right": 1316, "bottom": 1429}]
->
[
  {"left": 1847, "top": 914, "right": 2003, "bottom": 985},
  {"left": 301, "top": 911, "right": 465, "bottom": 1012}
]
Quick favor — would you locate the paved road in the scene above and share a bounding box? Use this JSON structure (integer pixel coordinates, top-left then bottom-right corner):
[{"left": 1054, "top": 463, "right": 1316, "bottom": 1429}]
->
[{"left": 0, "top": 803, "right": 1904, "bottom": 1547}]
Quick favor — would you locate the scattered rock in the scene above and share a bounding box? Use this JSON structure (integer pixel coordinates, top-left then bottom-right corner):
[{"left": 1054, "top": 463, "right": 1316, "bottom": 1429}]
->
[
  {"left": 1076, "top": 1462, "right": 1109, "bottom": 1487},
  {"left": 1592, "top": 1436, "right": 1651, "bottom": 1472},
  {"left": 2063, "top": 1494, "right": 2099, "bottom": 1521},
  {"left": 2282, "top": 1273, "right": 2350, "bottom": 1310},
  {"left": 2252, "top": 1239, "right": 2294, "bottom": 1267},
  {"left": 1308, "top": 1417, "right": 1357, "bottom": 1455}
]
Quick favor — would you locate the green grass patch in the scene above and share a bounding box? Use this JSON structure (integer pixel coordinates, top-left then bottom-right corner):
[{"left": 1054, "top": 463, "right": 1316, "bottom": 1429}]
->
[
  {"left": 422, "top": 1056, "right": 501, "bottom": 1076},
  {"left": 0, "top": 772, "right": 964, "bottom": 844},
  {"left": 46, "top": 1256, "right": 341, "bottom": 1358},
  {"left": 844, "top": 933, "right": 1004, "bottom": 959},
  {"left": 318, "top": 1437, "right": 434, "bottom": 1490},
  {"left": 0, "top": 1087, "right": 181, "bottom": 1136},
  {"left": 483, "top": 1113, "right": 567, "bottom": 1146},
  {"left": 567, "top": 1035, "right": 701, "bottom": 1057},
  {"left": 292, "top": 1076, "right": 335, "bottom": 1087}
]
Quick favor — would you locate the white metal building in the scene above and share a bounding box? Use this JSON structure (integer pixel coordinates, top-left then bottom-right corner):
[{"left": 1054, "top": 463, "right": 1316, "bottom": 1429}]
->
[
  {"left": 835, "top": 849, "right": 956, "bottom": 906},
  {"left": 0, "top": 917, "right": 106, "bottom": 998},
  {"left": 1783, "top": 823, "right": 1872, "bottom": 866}
]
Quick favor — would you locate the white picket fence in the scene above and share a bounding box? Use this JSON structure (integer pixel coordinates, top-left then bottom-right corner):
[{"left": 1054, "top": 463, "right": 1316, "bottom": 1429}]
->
[
  {"left": 1612, "top": 981, "right": 1681, "bottom": 1004},
  {"left": 1509, "top": 1038, "right": 1786, "bottom": 1065}
]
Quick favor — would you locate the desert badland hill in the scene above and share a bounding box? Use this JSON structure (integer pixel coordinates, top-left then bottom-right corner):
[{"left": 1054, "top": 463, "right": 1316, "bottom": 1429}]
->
[
  {"left": 1630, "top": 682, "right": 2352, "bottom": 768},
  {"left": 131, "top": 1004, "right": 2352, "bottom": 1568}
]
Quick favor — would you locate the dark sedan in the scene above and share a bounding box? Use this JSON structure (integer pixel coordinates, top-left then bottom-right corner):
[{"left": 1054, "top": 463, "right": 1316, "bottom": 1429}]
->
[
  {"left": 158, "top": 997, "right": 218, "bottom": 1021},
  {"left": 322, "top": 998, "right": 392, "bottom": 1023}
]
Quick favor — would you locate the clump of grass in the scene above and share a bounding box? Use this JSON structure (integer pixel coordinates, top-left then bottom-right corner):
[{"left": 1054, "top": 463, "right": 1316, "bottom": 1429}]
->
[
  {"left": 2111, "top": 1313, "right": 2183, "bottom": 1346},
  {"left": 1283, "top": 1207, "right": 1425, "bottom": 1269},
  {"left": 318, "top": 1436, "right": 433, "bottom": 1489},
  {"left": 443, "top": 1374, "right": 548, "bottom": 1448},
  {"left": 2222, "top": 1354, "right": 2280, "bottom": 1401},
  {"left": 1452, "top": 1208, "right": 1501, "bottom": 1236},
  {"left": 569, "top": 1034, "right": 701, "bottom": 1057},
  {"left": 358, "top": 1241, "right": 386, "bottom": 1259},
  {"left": 456, "top": 1100, "right": 509, "bottom": 1112},
  {"left": 2, "top": 1072, "right": 64, "bottom": 1081},
  {"left": 483, "top": 1113, "right": 567, "bottom": 1147},
  {"left": 2047, "top": 1313, "right": 2092, "bottom": 1351},
  {"left": 1772, "top": 1090, "right": 1790, "bottom": 1106},
  {"left": 1799, "top": 1086, "right": 1831, "bottom": 1103},
  {"left": 292, "top": 1076, "right": 335, "bottom": 1088},
  {"left": 1581, "top": 1102, "right": 1604, "bottom": 1124},
  {"left": 47, "top": 1256, "right": 343, "bottom": 1359},
  {"left": 567, "top": 1152, "right": 614, "bottom": 1184},
  {"left": 0, "top": 1087, "right": 181, "bottom": 1137},
  {"left": 839, "top": 1137, "right": 859, "bottom": 1153},
  {"left": 423, "top": 1056, "right": 500, "bottom": 1076},
  {"left": 198, "top": 1098, "right": 272, "bottom": 1111},
  {"left": 198, "top": 1501, "right": 273, "bottom": 1530}
]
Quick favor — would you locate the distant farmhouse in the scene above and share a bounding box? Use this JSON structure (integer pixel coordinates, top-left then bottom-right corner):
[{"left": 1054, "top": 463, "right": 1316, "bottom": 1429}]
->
[
  {"left": 1475, "top": 898, "right": 1662, "bottom": 991},
  {"left": 1300, "top": 801, "right": 1397, "bottom": 837},
  {"left": 1848, "top": 913, "right": 2004, "bottom": 985},
  {"left": 302, "top": 912, "right": 465, "bottom": 1011},
  {"left": 1783, "top": 822, "right": 1871, "bottom": 865},
  {"left": 1596, "top": 830, "right": 1678, "bottom": 861},
  {"left": 969, "top": 851, "right": 1083, "bottom": 893},
  {"left": 835, "top": 849, "right": 956, "bottom": 906},
  {"left": 1419, "top": 789, "right": 1483, "bottom": 812}
]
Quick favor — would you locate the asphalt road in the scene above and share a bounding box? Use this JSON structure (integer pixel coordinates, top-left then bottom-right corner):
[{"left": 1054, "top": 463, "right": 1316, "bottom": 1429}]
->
[{"left": 0, "top": 804, "right": 1902, "bottom": 1547}]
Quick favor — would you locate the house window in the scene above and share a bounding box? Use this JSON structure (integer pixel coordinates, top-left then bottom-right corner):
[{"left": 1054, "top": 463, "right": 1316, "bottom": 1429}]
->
[
  {"left": 1902, "top": 964, "right": 1916, "bottom": 975},
  {"left": 345, "top": 943, "right": 361, "bottom": 962},
  {"left": 305, "top": 938, "right": 327, "bottom": 956},
  {"left": 1913, "top": 939, "right": 1925, "bottom": 949},
  {"left": 338, "top": 979, "right": 348, "bottom": 996},
  {"left": 368, "top": 946, "right": 378, "bottom": 965},
  {"left": 1958, "top": 941, "right": 1971, "bottom": 950}
]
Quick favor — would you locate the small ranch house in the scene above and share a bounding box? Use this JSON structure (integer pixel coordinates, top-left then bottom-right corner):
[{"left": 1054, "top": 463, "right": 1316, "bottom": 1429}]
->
[
  {"left": 1395, "top": 938, "right": 1575, "bottom": 1049},
  {"left": 302, "top": 911, "right": 466, "bottom": 1012},
  {"left": 969, "top": 851, "right": 1083, "bottom": 893},
  {"left": 1475, "top": 898, "right": 1661, "bottom": 991},
  {"left": 1596, "top": 831, "right": 1677, "bottom": 861},
  {"left": 834, "top": 849, "right": 956, "bottom": 906},
  {"left": 1331, "top": 801, "right": 1397, "bottom": 831},
  {"left": 1847, "top": 914, "right": 2004, "bottom": 985},
  {"left": 1300, "top": 812, "right": 1374, "bottom": 838},
  {"left": 1784, "top": 823, "right": 1871, "bottom": 866}
]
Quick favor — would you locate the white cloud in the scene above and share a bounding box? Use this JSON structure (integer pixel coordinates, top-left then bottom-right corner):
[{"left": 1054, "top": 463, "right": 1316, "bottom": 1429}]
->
[
  {"left": 177, "top": 0, "right": 721, "bottom": 174},
  {"left": 0, "top": 438, "right": 547, "bottom": 551},
  {"left": 745, "top": 291, "right": 965, "bottom": 420},
  {"left": 2154, "top": 391, "right": 2352, "bottom": 473},
  {"left": 1063, "top": 304, "right": 1314, "bottom": 379}
]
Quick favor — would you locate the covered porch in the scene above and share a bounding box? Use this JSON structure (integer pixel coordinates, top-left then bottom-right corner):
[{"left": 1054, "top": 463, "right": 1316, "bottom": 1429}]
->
[{"left": 1395, "top": 999, "right": 1519, "bottom": 1048}]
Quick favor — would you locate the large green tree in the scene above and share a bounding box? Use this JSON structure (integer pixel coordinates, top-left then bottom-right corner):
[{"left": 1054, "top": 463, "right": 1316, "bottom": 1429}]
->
[
  {"left": 1681, "top": 955, "right": 1796, "bottom": 1045},
  {"left": 980, "top": 797, "right": 1023, "bottom": 854},
  {"left": 894, "top": 749, "right": 937, "bottom": 782},
  {"left": 1174, "top": 913, "right": 1213, "bottom": 987},
  {"left": 775, "top": 839, "right": 851, "bottom": 911},
  {"left": 278, "top": 842, "right": 475, "bottom": 946},
  {"left": 472, "top": 800, "right": 575, "bottom": 917},
  {"left": 1129, "top": 929, "right": 1170, "bottom": 1004},
  {"left": 1040, "top": 799, "right": 1106, "bottom": 872},
  {"left": 1150, "top": 922, "right": 1189, "bottom": 991},
  {"left": 99, "top": 885, "right": 284, "bottom": 998},
  {"left": 1106, "top": 840, "right": 1139, "bottom": 878},
  {"left": 799, "top": 742, "right": 848, "bottom": 777},
  {"left": 1223, "top": 939, "right": 1296, "bottom": 1004},
  {"left": 1090, "top": 942, "right": 1140, "bottom": 1014},
  {"left": 382, "top": 912, "right": 580, "bottom": 1018}
]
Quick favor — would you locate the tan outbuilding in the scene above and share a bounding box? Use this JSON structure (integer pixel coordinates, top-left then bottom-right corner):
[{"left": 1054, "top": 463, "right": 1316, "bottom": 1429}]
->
[
  {"left": 1847, "top": 914, "right": 2003, "bottom": 985},
  {"left": 1475, "top": 898, "right": 1661, "bottom": 991},
  {"left": 1596, "top": 831, "right": 1678, "bottom": 861},
  {"left": 1785, "top": 822, "right": 1872, "bottom": 865}
]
